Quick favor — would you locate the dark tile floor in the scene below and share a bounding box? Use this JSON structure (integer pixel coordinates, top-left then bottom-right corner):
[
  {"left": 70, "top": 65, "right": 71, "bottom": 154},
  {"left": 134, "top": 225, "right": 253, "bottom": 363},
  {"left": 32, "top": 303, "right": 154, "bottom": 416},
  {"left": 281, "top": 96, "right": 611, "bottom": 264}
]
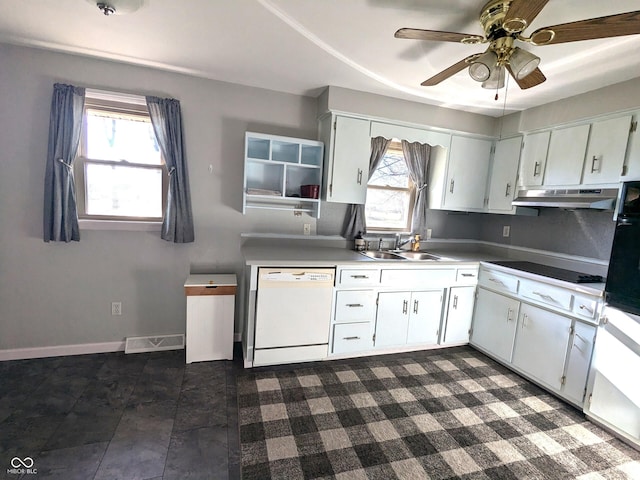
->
[{"left": 0, "top": 345, "right": 243, "bottom": 480}]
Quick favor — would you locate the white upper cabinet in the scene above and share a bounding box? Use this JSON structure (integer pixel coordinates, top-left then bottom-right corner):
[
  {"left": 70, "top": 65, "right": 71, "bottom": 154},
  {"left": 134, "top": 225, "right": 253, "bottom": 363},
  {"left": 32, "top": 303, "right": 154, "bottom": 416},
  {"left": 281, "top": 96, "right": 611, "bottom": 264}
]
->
[
  {"left": 441, "top": 135, "right": 493, "bottom": 211},
  {"left": 544, "top": 124, "right": 590, "bottom": 186},
  {"left": 487, "top": 136, "right": 521, "bottom": 212},
  {"left": 582, "top": 115, "right": 632, "bottom": 185},
  {"left": 319, "top": 114, "right": 371, "bottom": 204},
  {"left": 519, "top": 131, "right": 550, "bottom": 187}
]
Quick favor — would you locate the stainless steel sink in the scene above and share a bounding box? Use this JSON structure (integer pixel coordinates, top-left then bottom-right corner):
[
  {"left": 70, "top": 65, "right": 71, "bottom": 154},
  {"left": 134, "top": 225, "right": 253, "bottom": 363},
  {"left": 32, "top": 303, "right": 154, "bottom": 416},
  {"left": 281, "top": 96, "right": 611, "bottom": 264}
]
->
[
  {"left": 396, "top": 251, "right": 441, "bottom": 261},
  {"left": 359, "top": 250, "right": 407, "bottom": 260}
]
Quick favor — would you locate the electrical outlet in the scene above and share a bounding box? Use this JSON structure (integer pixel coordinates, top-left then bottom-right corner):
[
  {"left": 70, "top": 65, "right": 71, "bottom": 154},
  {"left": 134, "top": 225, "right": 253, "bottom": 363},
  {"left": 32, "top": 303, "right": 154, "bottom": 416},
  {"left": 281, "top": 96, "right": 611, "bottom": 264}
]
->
[
  {"left": 503, "top": 226, "right": 510, "bottom": 237},
  {"left": 111, "top": 302, "right": 122, "bottom": 316},
  {"left": 426, "top": 229, "right": 432, "bottom": 240},
  {"left": 303, "top": 223, "right": 311, "bottom": 235}
]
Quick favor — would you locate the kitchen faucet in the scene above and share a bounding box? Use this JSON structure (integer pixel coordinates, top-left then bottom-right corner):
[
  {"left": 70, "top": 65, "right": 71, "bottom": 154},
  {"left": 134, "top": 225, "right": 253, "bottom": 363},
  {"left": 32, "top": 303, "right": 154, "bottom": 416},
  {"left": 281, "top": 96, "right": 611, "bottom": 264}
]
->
[{"left": 395, "top": 233, "right": 414, "bottom": 250}]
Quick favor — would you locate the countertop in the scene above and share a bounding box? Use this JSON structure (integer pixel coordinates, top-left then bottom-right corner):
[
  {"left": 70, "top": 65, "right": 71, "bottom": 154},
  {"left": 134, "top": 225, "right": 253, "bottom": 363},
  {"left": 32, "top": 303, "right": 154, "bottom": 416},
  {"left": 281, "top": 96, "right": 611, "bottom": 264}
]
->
[
  {"left": 241, "top": 242, "right": 606, "bottom": 296},
  {"left": 241, "top": 244, "right": 496, "bottom": 266}
]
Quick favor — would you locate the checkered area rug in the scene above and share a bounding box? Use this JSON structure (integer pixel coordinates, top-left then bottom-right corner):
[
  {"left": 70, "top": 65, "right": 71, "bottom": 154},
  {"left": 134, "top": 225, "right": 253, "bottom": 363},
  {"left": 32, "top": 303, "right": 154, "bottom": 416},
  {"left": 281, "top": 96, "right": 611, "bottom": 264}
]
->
[{"left": 238, "top": 346, "right": 640, "bottom": 479}]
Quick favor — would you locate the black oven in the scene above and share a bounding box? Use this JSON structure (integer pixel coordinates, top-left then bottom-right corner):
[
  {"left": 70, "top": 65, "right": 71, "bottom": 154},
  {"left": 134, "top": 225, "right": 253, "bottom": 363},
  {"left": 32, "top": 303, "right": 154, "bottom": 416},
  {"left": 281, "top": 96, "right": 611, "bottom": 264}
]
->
[{"left": 605, "top": 181, "right": 640, "bottom": 316}]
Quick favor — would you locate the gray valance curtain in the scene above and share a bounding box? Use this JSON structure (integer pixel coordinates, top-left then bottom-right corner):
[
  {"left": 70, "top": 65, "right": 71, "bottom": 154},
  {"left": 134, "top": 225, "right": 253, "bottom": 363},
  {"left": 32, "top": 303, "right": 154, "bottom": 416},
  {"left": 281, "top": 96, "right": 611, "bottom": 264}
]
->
[
  {"left": 43, "top": 83, "right": 85, "bottom": 242},
  {"left": 146, "top": 96, "right": 195, "bottom": 243},
  {"left": 401, "top": 140, "right": 431, "bottom": 234},
  {"left": 342, "top": 136, "right": 392, "bottom": 239}
]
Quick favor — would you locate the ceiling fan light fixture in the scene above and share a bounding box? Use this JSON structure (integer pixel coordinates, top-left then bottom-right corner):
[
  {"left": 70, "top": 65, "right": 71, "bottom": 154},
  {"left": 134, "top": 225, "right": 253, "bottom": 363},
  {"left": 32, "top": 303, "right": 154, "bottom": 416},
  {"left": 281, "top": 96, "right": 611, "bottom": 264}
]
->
[
  {"left": 481, "top": 64, "right": 505, "bottom": 90},
  {"left": 468, "top": 50, "right": 498, "bottom": 82},
  {"left": 509, "top": 47, "right": 540, "bottom": 80},
  {"left": 87, "top": 0, "right": 145, "bottom": 16}
]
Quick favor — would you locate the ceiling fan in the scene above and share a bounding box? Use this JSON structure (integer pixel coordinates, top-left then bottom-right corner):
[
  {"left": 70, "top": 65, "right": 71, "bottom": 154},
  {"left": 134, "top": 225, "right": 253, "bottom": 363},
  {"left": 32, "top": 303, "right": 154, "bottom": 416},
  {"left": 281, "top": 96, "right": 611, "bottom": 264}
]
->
[{"left": 395, "top": 0, "right": 640, "bottom": 92}]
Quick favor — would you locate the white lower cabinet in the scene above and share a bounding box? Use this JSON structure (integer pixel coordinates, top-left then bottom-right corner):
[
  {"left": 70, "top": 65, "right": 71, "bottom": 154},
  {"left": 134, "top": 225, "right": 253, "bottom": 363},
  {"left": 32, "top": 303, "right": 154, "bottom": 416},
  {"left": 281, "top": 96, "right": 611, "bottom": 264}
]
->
[
  {"left": 512, "top": 303, "right": 572, "bottom": 391},
  {"left": 471, "top": 288, "right": 519, "bottom": 362},
  {"left": 333, "top": 322, "right": 374, "bottom": 354},
  {"left": 472, "top": 265, "right": 603, "bottom": 407},
  {"left": 331, "top": 265, "right": 477, "bottom": 356},
  {"left": 442, "top": 286, "right": 476, "bottom": 345},
  {"left": 375, "top": 290, "right": 443, "bottom": 348},
  {"left": 563, "top": 321, "right": 596, "bottom": 405}
]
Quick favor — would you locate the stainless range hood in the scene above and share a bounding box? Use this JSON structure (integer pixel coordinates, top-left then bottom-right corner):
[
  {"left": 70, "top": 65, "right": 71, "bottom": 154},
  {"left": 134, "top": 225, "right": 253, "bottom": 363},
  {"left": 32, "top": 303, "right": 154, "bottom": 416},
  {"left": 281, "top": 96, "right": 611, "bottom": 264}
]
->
[{"left": 512, "top": 187, "right": 619, "bottom": 210}]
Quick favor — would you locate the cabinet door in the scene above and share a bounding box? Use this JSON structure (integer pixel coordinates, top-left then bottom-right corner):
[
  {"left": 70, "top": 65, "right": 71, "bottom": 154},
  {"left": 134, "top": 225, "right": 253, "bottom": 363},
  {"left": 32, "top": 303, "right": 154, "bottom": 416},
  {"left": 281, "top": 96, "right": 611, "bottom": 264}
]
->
[
  {"left": 406, "top": 290, "right": 443, "bottom": 345},
  {"left": 487, "top": 137, "right": 521, "bottom": 211},
  {"left": 444, "top": 136, "right": 492, "bottom": 210},
  {"left": 471, "top": 288, "right": 519, "bottom": 362},
  {"left": 562, "top": 321, "right": 595, "bottom": 406},
  {"left": 512, "top": 303, "right": 571, "bottom": 390},
  {"left": 582, "top": 115, "right": 632, "bottom": 184},
  {"left": 519, "top": 131, "right": 550, "bottom": 186},
  {"left": 327, "top": 116, "right": 371, "bottom": 204},
  {"left": 443, "top": 286, "right": 475, "bottom": 345},
  {"left": 544, "top": 124, "right": 590, "bottom": 186},
  {"left": 375, "top": 292, "right": 410, "bottom": 347}
]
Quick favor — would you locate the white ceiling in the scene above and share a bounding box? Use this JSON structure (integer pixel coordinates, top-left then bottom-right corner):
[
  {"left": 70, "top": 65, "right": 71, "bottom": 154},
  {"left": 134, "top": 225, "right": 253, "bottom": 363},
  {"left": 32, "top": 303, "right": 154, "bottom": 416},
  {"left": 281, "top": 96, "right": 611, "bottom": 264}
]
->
[{"left": 2, "top": 0, "right": 640, "bottom": 117}]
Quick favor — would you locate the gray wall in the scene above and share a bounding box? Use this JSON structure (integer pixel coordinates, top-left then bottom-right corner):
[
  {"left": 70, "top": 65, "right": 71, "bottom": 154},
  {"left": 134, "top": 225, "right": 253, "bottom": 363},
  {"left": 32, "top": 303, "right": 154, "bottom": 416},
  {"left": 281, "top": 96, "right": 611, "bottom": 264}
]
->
[
  {"left": 475, "top": 210, "right": 616, "bottom": 261},
  {"left": 0, "top": 44, "right": 323, "bottom": 351}
]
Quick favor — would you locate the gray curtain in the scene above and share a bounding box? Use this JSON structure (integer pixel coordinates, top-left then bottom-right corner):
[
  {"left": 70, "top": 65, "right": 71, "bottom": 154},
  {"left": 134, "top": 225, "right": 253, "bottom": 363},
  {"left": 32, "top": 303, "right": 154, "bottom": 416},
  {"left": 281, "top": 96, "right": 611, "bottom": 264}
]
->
[
  {"left": 342, "top": 136, "right": 391, "bottom": 239},
  {"left": 402, "top": 139, "right": 431, "bottom": 234},
  {"left": 146, "top": 96, "right": 195, "bottom": 243},
  {"left": 43, "top": 83, "right": 85, "bottom": 242}
]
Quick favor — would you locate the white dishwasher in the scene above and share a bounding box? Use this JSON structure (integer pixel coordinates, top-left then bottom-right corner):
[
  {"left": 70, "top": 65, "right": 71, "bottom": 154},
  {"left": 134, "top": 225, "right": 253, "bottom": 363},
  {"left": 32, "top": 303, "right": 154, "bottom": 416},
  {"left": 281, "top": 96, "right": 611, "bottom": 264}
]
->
[{"left": 253, "top": 267, "right": 335, "bottom": 366}]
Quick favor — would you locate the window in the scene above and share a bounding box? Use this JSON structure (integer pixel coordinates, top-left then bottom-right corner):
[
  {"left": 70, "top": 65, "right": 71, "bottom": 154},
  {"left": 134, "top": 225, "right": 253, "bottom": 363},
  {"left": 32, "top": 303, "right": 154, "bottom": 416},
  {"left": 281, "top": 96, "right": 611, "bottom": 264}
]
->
[
  {"left": 365, "top": 140, "right": 415, "bottom": 232},
  {"left": 75, "top": 90, "right": 167, "bottom": 223}
]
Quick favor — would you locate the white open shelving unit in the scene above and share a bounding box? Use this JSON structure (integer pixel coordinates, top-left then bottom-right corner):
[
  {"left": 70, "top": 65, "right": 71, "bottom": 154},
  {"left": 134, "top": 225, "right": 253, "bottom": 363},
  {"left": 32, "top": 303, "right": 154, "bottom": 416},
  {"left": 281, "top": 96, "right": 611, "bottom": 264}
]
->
[{"left": 243, "top": 132, "right": 324, "bottom": 218}]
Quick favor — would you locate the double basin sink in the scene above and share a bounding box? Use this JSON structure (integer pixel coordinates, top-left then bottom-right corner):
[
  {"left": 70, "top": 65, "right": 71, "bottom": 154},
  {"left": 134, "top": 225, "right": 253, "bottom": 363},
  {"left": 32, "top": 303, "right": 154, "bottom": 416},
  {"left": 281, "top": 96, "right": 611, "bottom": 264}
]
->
[{"left": 360, "top": 250, "right": 442, "bottom": 261}]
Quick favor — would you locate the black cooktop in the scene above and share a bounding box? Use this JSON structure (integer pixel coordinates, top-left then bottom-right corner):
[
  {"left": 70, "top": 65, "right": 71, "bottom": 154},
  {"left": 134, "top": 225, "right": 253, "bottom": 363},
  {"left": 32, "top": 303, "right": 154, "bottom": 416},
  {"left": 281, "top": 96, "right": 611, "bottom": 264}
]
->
[{"left": 488, "top": 261, "right": 604, "bottom": 284}]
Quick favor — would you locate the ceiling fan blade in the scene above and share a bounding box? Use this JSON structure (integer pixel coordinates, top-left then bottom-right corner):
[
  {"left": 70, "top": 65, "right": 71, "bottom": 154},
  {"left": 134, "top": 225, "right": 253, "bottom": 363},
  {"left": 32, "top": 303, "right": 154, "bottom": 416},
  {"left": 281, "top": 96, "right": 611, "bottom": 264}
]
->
[
  {"left": 395, "top": 28, "right": 484, "bottom": 44},
  {"left": 503, "top": 0, "right": 550, "bottom": 32},
  {"left": 530, "top": 11, "right": 640, "bottom": 45},
  {"left": 421, "top": 54, "right": 480, "bottom": 86},
  {"left": 506, "top": 64, "right": 547, "bottom": 89}
]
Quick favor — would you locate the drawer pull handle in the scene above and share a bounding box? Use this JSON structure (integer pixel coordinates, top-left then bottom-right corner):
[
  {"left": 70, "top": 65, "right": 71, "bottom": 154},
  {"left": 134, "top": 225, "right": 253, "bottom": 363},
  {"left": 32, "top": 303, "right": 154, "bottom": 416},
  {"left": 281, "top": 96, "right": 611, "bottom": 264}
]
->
[
  {"left": 343, "top": 336, "right": 361, "bottom": 341},
  {"left": 489, "top": 278, "right": 505, "bottom": 285},
  {"left": 402, "top": 300, "right": 408, "bottom": 314},
  {"left": 507, "top": 308, "right": 514, "bottom": 322},
  {"left": 461, "top": 273, "right": 475, "bottom": 277},
  {"left": 590, "top": 155, "right": 600, "bottom": 173},
  {"left": 346, "top": 303, "right": 364, "bottom": 308},
  {"left": 450, "top": 179, "right": 455, "bottom": 193},
  {"left": 533, "top": 291, "right": 555, "bottom": 301},
  {"left": 453, "top": 295, "right": 458, "bottom": 309},
  {"left": 413, "top": 299, "right": 419, "bottom": 314},
  {"left": 357, "top": 168, "right": 363, "bottom": 185},
  {"left": 505, "top": 183, "right": 511, "bottom": 197},
  {"left": 533, "top": 161, "right": 541, "bottom": 177},
  {"left": 350, "top": 275, "right": 369, "bottom": 279},
  {"left": 522, "top": 313, "right": 529, "bottom": 327},
  {"left": 579, "top": 304, "right": 594, "bottom": 314}
]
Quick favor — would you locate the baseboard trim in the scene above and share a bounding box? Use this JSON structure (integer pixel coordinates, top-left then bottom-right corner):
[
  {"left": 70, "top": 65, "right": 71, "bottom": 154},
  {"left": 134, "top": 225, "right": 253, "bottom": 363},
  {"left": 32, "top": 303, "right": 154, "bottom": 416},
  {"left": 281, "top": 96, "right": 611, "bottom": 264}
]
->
[{"left": 0, "top": 341, "right": 126, "bottom": 361}]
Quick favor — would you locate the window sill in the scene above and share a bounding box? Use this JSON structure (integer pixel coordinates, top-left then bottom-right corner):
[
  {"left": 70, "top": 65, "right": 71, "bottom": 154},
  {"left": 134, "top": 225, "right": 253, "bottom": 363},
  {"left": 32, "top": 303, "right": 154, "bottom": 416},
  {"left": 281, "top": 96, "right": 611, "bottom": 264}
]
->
[{"left": 79, "top": 219, "right": 162, "bottom": 232}]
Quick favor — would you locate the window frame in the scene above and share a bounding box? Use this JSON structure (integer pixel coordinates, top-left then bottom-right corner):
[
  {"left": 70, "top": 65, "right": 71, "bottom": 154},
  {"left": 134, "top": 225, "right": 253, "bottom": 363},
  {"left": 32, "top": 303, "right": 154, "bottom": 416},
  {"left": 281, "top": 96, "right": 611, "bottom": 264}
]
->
[
  {"left": 75, "top": 95, "right": 168, "bottom": 224},
  {"left": 365, "top": 140, "right": 416, "bottom": 234}
]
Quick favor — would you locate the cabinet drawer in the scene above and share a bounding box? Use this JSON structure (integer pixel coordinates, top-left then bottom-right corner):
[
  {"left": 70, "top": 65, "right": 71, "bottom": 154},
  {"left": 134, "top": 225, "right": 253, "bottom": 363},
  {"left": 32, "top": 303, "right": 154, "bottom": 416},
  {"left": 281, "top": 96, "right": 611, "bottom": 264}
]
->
[
  {"left": 572, "top": 293, "right": 599, "bottom": 322},
  {"left": 334, "top": 290, "right": 377, "bottom": 323},
  {"left": 380, "top": 268, "right": 455, "bottom": 286},
  {"left": 456, "top": 268, "right": 479, "bottom": 283},
  {"left": 332, "top": 323, "right": 373, "bottom": 354},
  {"left": 479, "top": 269, "right": 519, "bottom": 294},
  {"left": 338, "top": 269, "right": 380, "bottom": 286},
  {"left": 520, "top": 279, "right": 572, "bottom": 311}
]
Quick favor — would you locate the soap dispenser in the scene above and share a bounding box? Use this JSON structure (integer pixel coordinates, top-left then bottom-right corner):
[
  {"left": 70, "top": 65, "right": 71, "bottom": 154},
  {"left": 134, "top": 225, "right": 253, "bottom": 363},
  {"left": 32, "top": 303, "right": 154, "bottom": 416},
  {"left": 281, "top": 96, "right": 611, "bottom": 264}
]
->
[{"left": 354, "top": 232, "right": 365, "bottom": 252}]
